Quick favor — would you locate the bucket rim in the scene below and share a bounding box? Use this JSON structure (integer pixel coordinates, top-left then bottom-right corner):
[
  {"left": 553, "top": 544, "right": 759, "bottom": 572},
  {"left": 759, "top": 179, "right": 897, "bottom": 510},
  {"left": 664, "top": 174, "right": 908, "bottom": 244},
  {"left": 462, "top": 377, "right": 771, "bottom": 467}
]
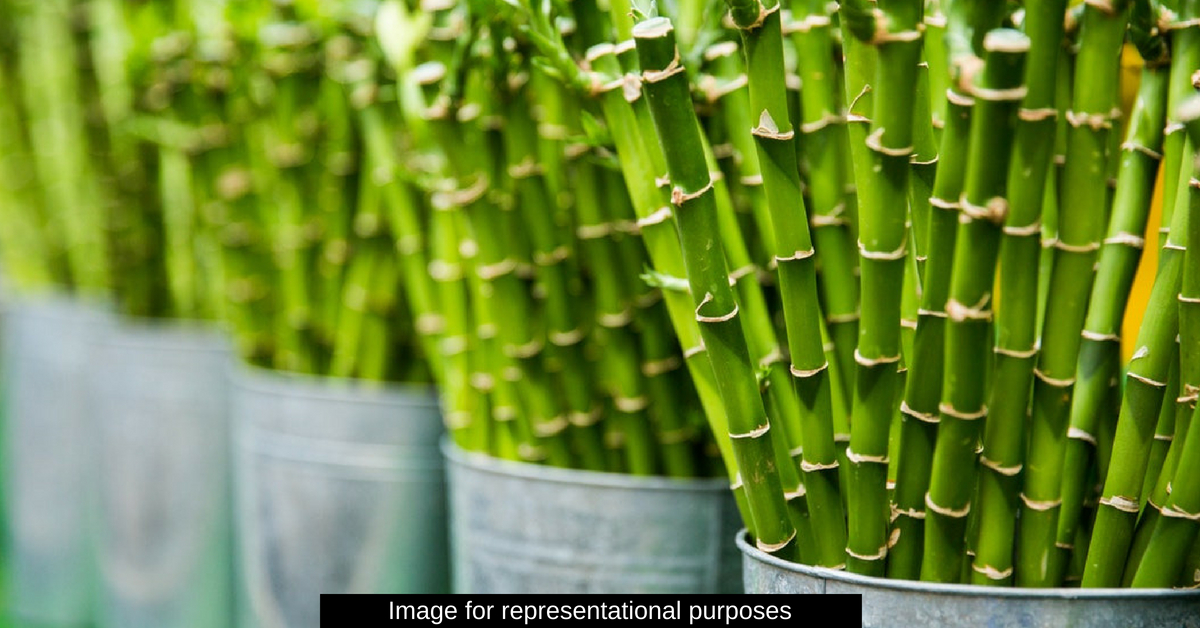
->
[
  {"left": 442, "top": 438, "right": 730, "bottom": 492},
  {"left": 0, "top": 290, "right": 113, "bottom": 321},
  {"left": 231, "top": 361, "right": 438, "bottom": 407},
  {"left": 736, "top": 529, "right": 1200, "bottom": 599}
]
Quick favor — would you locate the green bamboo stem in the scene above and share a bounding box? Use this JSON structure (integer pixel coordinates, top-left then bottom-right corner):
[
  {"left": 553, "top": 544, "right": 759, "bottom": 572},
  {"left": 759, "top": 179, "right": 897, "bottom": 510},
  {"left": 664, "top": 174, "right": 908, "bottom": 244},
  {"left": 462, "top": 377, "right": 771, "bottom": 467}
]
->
[
  {"left": 1081, "top": 149, "right": 1189, "bottom": 588},
  {"left": 886, "top": 2, "right": 987, "bottom": 576},
  {"left": 634, "top": 17, "right": 798, "bottom": 560},
  {"left": 788, "top": 0, "right": 860, "bottom": 412},
  {"left": 921, "top": 28, "right": 1028, "bottom": 584},
  {"left": 586, "top": 43, "right": 752, "bottom": 524},
  {"left": 1130, "top": 97, "right": 1200, "bottom": 587},
  {"left": 1122, "top": 359, "right": 1181, "bottom": 583},
  {"left": 969, "top": 0, "right": 1069, "bottom": 587},
  {"left": 1018, "top": 0, "right": 1132, "bottom": 587},
  {"left": 1157, "top": 0, "right": 1200, "bottom": 245},
  {"left": 1056, "top": 63, "right": 1170, "bottom": 556},
  {"left": 836, "top": 0, "right": 924, "bottom": 577}
]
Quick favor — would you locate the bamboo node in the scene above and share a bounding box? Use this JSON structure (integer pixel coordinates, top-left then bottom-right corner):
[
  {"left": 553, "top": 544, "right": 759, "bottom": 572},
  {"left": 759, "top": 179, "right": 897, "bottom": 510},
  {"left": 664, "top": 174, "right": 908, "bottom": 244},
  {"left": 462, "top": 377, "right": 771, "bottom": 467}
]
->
[
  {"left": 683, "top": 342, "right": 706, "bottom": 359},
  {"left": 1154, "top": 432, "right": 1174, "bottom": 442},
  {"left": 827, "top": 310, "right": 861, "bottom": 324},
  {"left": 702, "top": 41, "right": 739, "bottom": 61},
  {"left": 789, "top": 445, "right": 804, "bottom": 458},
  {"left": 494, "top": 404, "right": 518, "bottom": 421},
  {"left": 960, "top": 195, "right": 1009, "bottom": 224},
  {"left": 614, "top": 219, "right": 640, "bottom": 235},
  {"left": 800, "top": 112, "right": 844, "bottom": 134},
  {"left": 1121, "top": 141, "right": 1163, "bottom": 160},
  {"left": 641, "top": 48, "right": 685, "bottom": 84},
  {"left": 926, "top": 494, "right": 971, "bottom": 518},
  {"left": 1179, "top": 294, "right": 1200, "bottom": 304},
  {"left": 854, "top": 349, "right": 902, "bottom": 367},
  {"left": 569, "top": 406, "right": 603, "bottom": 427},
  {"left": 946, "top": 294, "right": 993, "bottom": 322},
  {"left": 534, "top": 416, "right": 569, "bottom": 437},
  {"left": 1067, "top": 426, "right": 1098, "bottom": 445},
  {"left": 785, "top": 13, "right": 832, "bottom": 34},
  {"left": 740, "top": 173, "right": 764, "bottom": 186},
  {"left": 476, "top": 258, "right": 518, "bottom": 280},
  {"left": 1065, "top": 109, "right": 1115, "bottom": 131},
  {"left": 945, "top": 87, "right": 975, "bottom": 107},
  {"left": 1033, "top": 368, "right": 1075, "bottom": 388},
  {"left": 864, "top": 127, "right": 914, "bottom": 157},
  {"left": 438, "top": 333, "right": 468, "bottom": 356},
  {"left": 671, "top": 179, "right": 715, "bottom": 206},
  {"left": 900, "top": 401, "right": 939, "bottom": 424},
  {"left": 432, "top": 174, "right": 489, "bottom": 210},
  {"left": 1018, "top": 107, "right": 1058, "bottom": 122},
  {"left": 1054, "top": 239, "right": 1101, "bottom": 253},
  {"left": 1164, "top": 122, "right": 1187, "bottom": 136},
  {"left": 506, "top": 338, "right": 544, "bottom": 359},
  {"left": 979, "top": 455, "right": 1022, "bottom": 476},
  {"left": 415, "top": 314, "right": 445, "bottom": 336},
  {"left": 892, "top": 505, "right": 926, "bottom": 520},
  {"left": 776, "top": 248, "right": 816, "bottom": 262},
  {"left": 730, "top": 473, "right": 744, "bottom": 491},
  {"left": 502, "top": 366, "right": 522, "bottom": 382},
  {"left": 699, "top": 74, "right": 749, "bottom": 102},
  {"left": 614, "top": 395, "right": 649, "bottom": 413},
  {"left": 470, "top": 371, "right": 495, "bottom": 392},
  {"left": 1080, "top": 329, "right": 1120, "bottom": 342},
  {"left": 1127, "top": 371, "right": 1168, "bottom": 388},
  {"left": 994, "top": 345, "right": 1038, "bottom": 359},
  {"left": 917, "top": 308, "right": 949, "bottom": 319},
  {"left": 970, "top": 84, "right": 1028, "bottom": 102},
  {"left": 1163, "top": 506, "right": 1200, "bottom": 521},
  {"left": 1099, "top": 495, "right": 1140, "bottom": 513},
  {"left": 759, "top": 347, "right": 784, "bottom": 368},
  {"left": 695, "top": 292, "right": 740, "bottom": 324},
  {"left": 730, "top": 422, "right": 770, "bottom": 439},
  {"left": 858, "top": 239, "right": 907, "bottom": 260},
  {"left": 873, "top": 25, "right": 923, "bottom": 45},
  {"left": 577, "top": 222, "right": 615, "bottom": 240},
  {"left": 642, "top": 355, "right": 683, "bottom": 376},
  {"left": 533, "top": 246, "right": 571, "bottom": 266},
  {"left": 784, "top": 486, "right": 807, "bottom": 501},
  {"left": 1191, "top": 178, "right": 1200, "bottom": 190},
  {"left": 598, "top": 307, "right": 634, "bottom": 329},
  {"left": 637, "top": 206, "right": 674, "bottom": 228},
  {"left": 790, "top": 362, "right": 829, "bottom": 378},
  {"left": 845, "top": 446, "right": 889, "bottom": 465},
  {"left": 801, "top": 459, "right": 839, "bottom": 472},
  {"left": 517, "top": 444, "right": 548, "bottom": 462},
  {"left": 845, "top": 544, "right": 888, "bottom": 561},
  {"left": 549, "top": 328, "right": 585, "bottom": 347},
  {"left": 901, "top": 318, "right": 918, "bottom": 330},
  {"left": 939, "top": 402, "right": 987, "bottom": 421},
  {"left": 444, "top": 411, "right": 471, "bottom": 430},
  {"left": 971, "top": 563, "right": 1014, "bottom": 580},
  {"left": 1003, "top": 221, "right": 1041, "bottom": 237},
  {"left": 755, "top": 529, "right": 797, "bottom": 554},
  {"left": 729, "top": 264, "right": 759, "bottom": 284},
  {"left": 834, "top": 433, "right": 851, "bottom": 444},
  {"left": 751, "top": 109, "right": 796, "bottom": 141},
  {"left": 1104, "top": 232, "right": 1146, "bottom": 248}
]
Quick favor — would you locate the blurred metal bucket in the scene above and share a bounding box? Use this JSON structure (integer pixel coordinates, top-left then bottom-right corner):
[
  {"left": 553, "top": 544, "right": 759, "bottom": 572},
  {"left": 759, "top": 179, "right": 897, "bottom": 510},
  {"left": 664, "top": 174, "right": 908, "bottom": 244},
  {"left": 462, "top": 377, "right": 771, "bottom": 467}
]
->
[
  {"left": 738, "top": 531, "right": 1200, "bottom": 627},
  {"left": 2, "top": 295, "right": 111, "bottom": 626},
  {"left": 445, "top": 442, "right": 744, "bottom": 593},
  {"left": 91, "top": 321, "right": 233, "bottom": 628},
  {"left": 232, "top": 367, "right": 447, "bottom": 628}
]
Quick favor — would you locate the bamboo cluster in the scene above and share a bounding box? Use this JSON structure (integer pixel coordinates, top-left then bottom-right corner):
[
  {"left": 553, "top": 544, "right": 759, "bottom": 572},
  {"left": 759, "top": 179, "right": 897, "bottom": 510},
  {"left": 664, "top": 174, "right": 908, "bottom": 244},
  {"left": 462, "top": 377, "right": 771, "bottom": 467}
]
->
[{"left": 4, "top": 0, "right": 1200, "bottom": 588}]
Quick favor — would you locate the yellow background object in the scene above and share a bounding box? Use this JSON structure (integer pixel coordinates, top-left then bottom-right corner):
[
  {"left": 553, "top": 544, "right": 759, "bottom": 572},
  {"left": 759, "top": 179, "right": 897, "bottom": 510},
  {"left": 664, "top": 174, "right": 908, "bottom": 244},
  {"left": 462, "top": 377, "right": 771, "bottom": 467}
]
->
[{"left": 1120, "top": 43, "right": 1160, "bottom": 364}]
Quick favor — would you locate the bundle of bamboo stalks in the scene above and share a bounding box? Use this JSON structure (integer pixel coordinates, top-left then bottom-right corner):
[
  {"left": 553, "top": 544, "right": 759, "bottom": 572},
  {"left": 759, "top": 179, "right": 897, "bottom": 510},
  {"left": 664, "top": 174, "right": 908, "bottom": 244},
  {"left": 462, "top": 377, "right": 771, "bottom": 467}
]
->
[{"left": 468, "top": 0, "right": 1200, "bottom": 587}]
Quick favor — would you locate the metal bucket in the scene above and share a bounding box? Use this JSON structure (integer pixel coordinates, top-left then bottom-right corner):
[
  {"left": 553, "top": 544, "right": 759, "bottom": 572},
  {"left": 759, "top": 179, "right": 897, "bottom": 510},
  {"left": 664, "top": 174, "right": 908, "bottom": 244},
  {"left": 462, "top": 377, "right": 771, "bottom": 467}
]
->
[
  {"left": 2, "top": 295, "right": 111, "bottom": 626},
  {"left": 91, "top": 320, "right": 233, "bottom": 628},
  {"left": 738, "top": 531, "right": 1200, "bottom": 627},
  {"left": 232, "top": 367, "right": 447, "bottom": 628},
  {"left": 445, "top": 442, "right": 744, "bottom": 594}
]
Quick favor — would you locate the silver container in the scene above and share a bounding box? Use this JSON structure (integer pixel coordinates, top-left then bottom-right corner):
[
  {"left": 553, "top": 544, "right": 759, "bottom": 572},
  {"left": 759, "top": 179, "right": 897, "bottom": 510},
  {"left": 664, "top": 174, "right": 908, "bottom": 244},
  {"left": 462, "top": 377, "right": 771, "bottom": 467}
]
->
[
  {"left": 738, "top": 531, "right": 1200, "bottom": 627},
  {"left": 232, "top": 367, "right": 447, "bottom": 628},
  {"left": 91, "top": 320, "right": 233, "bottom": 628},
  {"left": 445, "top": 442, "right": 743, "bottom": 594},
  {"left": 2, "top": 295, "right": 110, "bottom": 626}
]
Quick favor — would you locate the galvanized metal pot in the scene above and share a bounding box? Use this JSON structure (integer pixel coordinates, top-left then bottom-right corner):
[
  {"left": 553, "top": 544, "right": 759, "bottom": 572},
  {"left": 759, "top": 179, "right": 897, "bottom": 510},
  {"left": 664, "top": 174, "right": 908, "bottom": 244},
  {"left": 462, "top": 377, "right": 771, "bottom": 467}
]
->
[
  {"left": 738, "top": 531, "right": 1200, "bottom": 628},
  {"left": 91, "top": 320, "right": 233, "bottom": 628},
  {"left": 232, "top": 367, "right": 447, "bottom": 628},
  {"left": 445, "top": 442, "right": 743, "bottom": 594},
  {"left": 2, "top": 295, "right": 111, "bottom": 627}
]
